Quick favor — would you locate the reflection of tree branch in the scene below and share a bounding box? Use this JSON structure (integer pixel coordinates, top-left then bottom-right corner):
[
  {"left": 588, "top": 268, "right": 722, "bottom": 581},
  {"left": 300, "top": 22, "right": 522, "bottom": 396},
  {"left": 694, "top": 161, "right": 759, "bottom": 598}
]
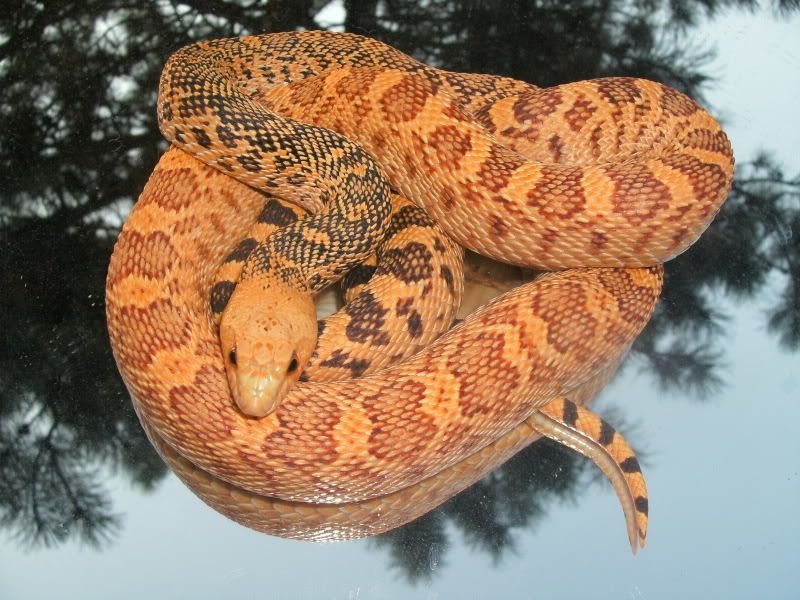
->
[
  {"left": 371, "top": 511, "right": 450, "bottom": 585},
  {"left": 736, "top": 177, "right": 800, "bottom": 187},
  {"left": 624, "top": 156, "right": 800, "bottom": 395},
  {"left": 48, "top": 443, "right": 80, "bottom": 513},
  {"left": 640, "top": 342, "right": 724, "bottom": 398},
  {"left": 5, "top": 418, "right": 124, "bottom": 548},
  {"left": 735, "top": 161, "right": 800, "bottom": 350},
  {"left": 371, "top": 437, "right": 597, "bottom": 584},
  {"left": 444, "top": 478, "right": 514, "bottom": 563},
  {"left": 29, "top": 423, "right": 58, "bottom": 540},
  {"left": 0, "top": 0, "right": 797, "bottom": 581}
]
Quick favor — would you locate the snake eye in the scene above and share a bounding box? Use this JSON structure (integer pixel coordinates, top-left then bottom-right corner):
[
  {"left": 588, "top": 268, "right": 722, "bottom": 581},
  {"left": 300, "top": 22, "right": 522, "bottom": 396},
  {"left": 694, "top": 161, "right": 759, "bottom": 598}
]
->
[
  {"left": 228, "top": 348, "right": 237, "bottom": 366},
  {"left": 287, "top": 355, "right": 298, "bottom": 374}
]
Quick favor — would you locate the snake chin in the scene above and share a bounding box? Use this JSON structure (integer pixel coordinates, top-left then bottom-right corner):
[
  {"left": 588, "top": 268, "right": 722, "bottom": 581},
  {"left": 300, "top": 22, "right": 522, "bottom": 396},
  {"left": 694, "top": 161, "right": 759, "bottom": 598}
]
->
[{"left": 218, "top": 277, "right": 317, "bottom": 418}]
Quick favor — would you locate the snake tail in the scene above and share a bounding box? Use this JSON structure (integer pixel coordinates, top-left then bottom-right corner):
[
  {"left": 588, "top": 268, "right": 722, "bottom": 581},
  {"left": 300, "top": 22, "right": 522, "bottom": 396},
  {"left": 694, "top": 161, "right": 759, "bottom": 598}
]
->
[{"left": 532, "top": 397, "right": 649, "bottom": 554}]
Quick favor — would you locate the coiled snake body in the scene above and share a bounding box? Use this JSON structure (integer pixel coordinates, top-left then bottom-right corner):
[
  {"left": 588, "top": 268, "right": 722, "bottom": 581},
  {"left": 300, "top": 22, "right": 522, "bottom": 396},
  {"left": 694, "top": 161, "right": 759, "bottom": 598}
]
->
[{"left": 105, "top": 31, "right": 734, "bottom": 550}]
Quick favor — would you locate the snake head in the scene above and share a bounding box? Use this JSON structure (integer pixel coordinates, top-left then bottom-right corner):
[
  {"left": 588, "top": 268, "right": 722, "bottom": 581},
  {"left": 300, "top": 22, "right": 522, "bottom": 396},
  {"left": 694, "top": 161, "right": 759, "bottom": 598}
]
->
[{"left": 219, "top": 277, "right": 317, "bottom": 418}]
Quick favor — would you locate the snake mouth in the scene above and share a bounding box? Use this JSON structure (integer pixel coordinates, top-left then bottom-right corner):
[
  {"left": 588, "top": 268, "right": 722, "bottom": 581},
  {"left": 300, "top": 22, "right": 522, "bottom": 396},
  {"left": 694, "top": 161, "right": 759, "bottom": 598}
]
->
[{"left": 235, "top": 369, "right": 285, "bottom": 417}]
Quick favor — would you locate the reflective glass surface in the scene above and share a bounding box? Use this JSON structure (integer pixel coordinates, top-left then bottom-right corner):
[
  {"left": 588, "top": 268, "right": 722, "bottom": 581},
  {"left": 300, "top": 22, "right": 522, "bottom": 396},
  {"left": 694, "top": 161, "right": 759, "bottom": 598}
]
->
[{"left": 1, "top": 2, "right": 798, "bottom": 598}]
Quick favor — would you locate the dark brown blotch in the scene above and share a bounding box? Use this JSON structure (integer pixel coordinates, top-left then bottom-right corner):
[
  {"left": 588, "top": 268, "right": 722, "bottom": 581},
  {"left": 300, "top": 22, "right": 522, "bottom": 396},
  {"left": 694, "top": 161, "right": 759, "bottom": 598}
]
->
[
  {"left": 440, "top": 265, "right": 456, "bottom": 297},
  {"left": 635, "top": 496, "right": 649, "bottom": 516},
  {"left": 564, "top": 95, "right": 598, "bottom": 132},
  {"left": 548, "top": 134, "right": 563, "bottom": 162},
  {"left": 407, "top": 311, "right": 423, "bottom": 338},
  {"left": 112, "top": 230, "right": 178, "bottom": 281},
  {"left": 526, "top": 166, "right": 587, "bottom": 221},
  {"left": 596, "top": 78, "right": 642, "bottom": 107},
  {"left": 210, "top": 280, "right": 236, "bottom": 314},
  {"left": 237, "top": 154, "right": 262, "bottom": 172},
  {"left": 376, "top": 242, "right": 433, "bottom": 284},
  {"left": 512, "top": 88, "right": 562, "bottom": 126},
  {"left": 599, "top": 420, "right": 616, "bottom": 446},
  {"left": 319, "top": 349, "right": 371, "bottom": 377},
  {"left": 364, "top": 380, "right": 436, "bottom": 462},
  {"left": 225, "top": 237, "right": 258, "bottom": 263},
  {"left": 384, "top": 204, "right": 435, "bottom": 239},
  {"left": 426, "top": 124, "right": 473, "bottom": 170},
  {"left": 258, "top": 198, "right": 300, "bottom": 227},
  {"left": 562, "top": 400, "right": 578, "bottom": 427},
  {"left": 660, "top": 85, "right": 700, "bottom": 117},
  {"left": 379, "top": 74, "right": 431, "bottom": 123},
  {"left": 396, "top": 297, "right": 422, "bottom": 338},
  {"left": 448, "top": 330, "right": 521, "bottom": 418},
  {"left": 138, "top": 167, "right": 198, "bottom": 212},
  {"left": 216, "top": 124, "right": 238, "bottom": 148},
  {"left": 476, "top": 143, "right": 524, "bottom": 193},
  {"left": 341, "top": 263, "right": 377, "bottom": 293},
  {"left": 591, "top": 231, "right": 609, "bottom": 250},
  {"left": 620, "top": 456, "right": 642, "bottom": 473},
  {"left": 345, "top": 290, "right": 390, "bottom": 345},
  {"left": 531, "top": 281, "right": 597, "bottom": 360},
  {"left": 191, "top": 127, "right": 212, "bottom": 148},
  {"left": 490, "top": 214, "right": 508, "bottom": 237},
  {"left": 606, "top": 163, "right": 672, "bottom": 227}
]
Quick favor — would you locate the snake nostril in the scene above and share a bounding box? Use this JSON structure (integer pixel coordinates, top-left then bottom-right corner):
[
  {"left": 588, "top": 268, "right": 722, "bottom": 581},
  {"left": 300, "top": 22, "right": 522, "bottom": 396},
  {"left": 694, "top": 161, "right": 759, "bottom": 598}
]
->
[
  {"left": 287, "top": 355, "right": 298, "bottom": 373},
  {"left": 229, "top": 348, "right": 237, "bottom": 366}
]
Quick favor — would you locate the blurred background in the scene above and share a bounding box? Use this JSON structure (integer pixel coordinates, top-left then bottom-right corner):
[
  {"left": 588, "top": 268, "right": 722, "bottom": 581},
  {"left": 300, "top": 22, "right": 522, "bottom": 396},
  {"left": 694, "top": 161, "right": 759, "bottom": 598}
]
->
[{"left": 1, "top": 1, "right": 798, "bottom": 598}]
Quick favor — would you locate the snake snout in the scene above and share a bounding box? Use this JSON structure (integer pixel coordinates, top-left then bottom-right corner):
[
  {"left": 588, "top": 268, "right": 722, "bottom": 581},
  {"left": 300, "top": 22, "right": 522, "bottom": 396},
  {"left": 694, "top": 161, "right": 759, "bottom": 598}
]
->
[
  {"left": 218, "top": 277, "right": 318, "bottom": 418},
  {"left": 235, "top": 365, "right": 286, "bottom": 417},
  {"left": 221, "top": 335, "right": 305, "bottom": 418}
]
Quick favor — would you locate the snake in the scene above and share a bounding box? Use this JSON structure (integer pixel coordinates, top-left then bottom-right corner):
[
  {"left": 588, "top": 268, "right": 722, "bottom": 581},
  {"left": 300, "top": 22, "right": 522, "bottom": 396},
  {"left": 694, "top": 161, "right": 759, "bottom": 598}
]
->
[{"left": 105, "top": 31, "right": 734, "bottom": 551}]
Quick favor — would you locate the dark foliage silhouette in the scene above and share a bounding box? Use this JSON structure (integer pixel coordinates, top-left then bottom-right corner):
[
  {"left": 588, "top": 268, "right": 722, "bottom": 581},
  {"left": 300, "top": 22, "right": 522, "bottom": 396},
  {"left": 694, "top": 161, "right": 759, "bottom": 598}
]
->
[{"left": 0, "top": 0, "right": 796, "bottom": 581}]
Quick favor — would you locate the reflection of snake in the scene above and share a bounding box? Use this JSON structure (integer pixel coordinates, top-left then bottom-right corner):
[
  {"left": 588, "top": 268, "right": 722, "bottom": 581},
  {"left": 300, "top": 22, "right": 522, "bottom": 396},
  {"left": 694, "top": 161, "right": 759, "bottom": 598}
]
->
[{"left": 105, "top": 32, "right": 734, "bottom": 550}]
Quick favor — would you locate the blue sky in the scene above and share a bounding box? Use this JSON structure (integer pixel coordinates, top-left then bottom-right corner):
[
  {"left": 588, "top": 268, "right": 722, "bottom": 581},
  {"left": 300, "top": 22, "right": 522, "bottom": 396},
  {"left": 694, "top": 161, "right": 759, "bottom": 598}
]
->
[{"left": 2, "top": 6, "right": 798, "bottom": 600}]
